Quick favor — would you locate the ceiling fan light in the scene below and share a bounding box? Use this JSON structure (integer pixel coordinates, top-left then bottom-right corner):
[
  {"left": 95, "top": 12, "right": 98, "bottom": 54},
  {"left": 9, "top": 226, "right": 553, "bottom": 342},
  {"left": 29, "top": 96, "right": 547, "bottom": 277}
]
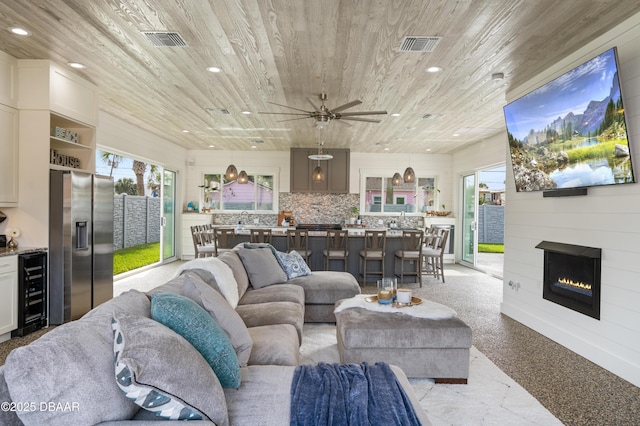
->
[
  {"left": 225, "top": 164, "right": 238, "bottom": 180},
  {"left": 403, "top": 167, "right": 416, "bottom": 183},
  {"left": 312, "top": 165, "right": 325, "bottom": 182},
  {"left": 237, "top": 170, "right": 249, "bottom": 184},
  {"left": 392, "top": 172, "right": 403, "bottom": 186}
]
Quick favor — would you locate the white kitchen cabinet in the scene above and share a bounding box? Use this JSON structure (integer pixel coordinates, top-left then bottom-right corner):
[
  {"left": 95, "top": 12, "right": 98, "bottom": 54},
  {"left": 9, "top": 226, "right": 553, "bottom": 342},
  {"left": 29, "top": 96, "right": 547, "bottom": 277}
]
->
[
  {"left": 0, "top": 256, "right": 18, "bottom": 340},
  {"left": 0, "top": 104, "right": 18, "bottom": 206}
]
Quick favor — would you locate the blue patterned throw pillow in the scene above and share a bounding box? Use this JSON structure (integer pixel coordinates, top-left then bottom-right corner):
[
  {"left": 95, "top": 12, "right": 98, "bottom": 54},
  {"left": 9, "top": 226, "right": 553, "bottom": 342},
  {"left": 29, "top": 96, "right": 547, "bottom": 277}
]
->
[
  {"left": 151, "top": 292, "right": 241, "bottom": 388},
  {"left": 275, "top": 250, "right": 312, "bottom": 279},
  {"left": 111, "top": 314, "right": 229, "bottom": 424}
]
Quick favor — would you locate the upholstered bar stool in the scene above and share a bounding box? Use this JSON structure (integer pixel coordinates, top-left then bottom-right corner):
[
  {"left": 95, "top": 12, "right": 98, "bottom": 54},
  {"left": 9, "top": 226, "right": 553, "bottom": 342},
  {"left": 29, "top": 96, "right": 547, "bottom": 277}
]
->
[
  {"left": 286, "top": 229, "right": 312, "bottom": 265},
  {"left": 323, "top": 230, "right": 349, "bottom": 271},
  {"left": 191, "top": 225, "right": 216, "bottom": 258},
  {"left": 214, "top": 228, "right": 236, "bottom": 257},
  {"left": 359, "top": 230, "right": 386, "bottom": 285},
  {"left": 423, "top": 229, "right": 449, "bottom": 282},
  {"left": 250, "top": 228, "right": 272, "bottom": 244},
  {"left": 394, "top": 230, "right": 424, "bottom": 286}
]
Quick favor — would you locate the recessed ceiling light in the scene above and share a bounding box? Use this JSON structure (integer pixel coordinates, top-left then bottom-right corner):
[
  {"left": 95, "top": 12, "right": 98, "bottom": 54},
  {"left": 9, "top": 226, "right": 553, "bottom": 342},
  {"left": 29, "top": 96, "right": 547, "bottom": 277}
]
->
[
  {"left": 426, "top": 66, "right": 443, "bottom": 73},
  {"left": 391, "top": 113, "right": 401, "bottom": 117},
  {"left": 384, "top": 147, "right": 390, "bottom": 151},
  {"left": 241, "top": 111, "right": 252, "bottom": 115},
  {"left": 207, "top": 66, "right": 221, "bottom": 73},
  {"left": 208, "top": 144, "right": 215, "bottom": 148},
  {"left": 8, "top": 27, "right": 30, "bottom": 36},
  {"left": 67, "top": 62, "right": 86, "bottom": 69},
  {"left": 492, "top": 72, "right": 505, "bottom": 81},
  {"left": 182, "top": 129, "right": 190, "bottom": 133},
  {"left": 426, "top": 148, "right": 432, "bottom": 152},
  {"left": 453, "top": 133, "right": 460, "bottom": 137}
]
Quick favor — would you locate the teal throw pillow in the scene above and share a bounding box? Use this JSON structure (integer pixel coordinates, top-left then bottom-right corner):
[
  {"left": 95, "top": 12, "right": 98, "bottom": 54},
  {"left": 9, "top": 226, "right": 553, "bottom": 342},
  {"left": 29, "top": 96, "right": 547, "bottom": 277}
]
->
[{"left": 150, "top": 293, "right": 241, "bottom": 388}]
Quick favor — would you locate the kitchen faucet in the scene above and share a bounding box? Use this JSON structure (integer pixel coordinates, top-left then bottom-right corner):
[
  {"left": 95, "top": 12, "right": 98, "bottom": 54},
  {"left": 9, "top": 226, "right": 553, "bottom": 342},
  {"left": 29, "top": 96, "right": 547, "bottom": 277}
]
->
[{"left": 240, "top": 211, "right": 249, "bottom": 226}]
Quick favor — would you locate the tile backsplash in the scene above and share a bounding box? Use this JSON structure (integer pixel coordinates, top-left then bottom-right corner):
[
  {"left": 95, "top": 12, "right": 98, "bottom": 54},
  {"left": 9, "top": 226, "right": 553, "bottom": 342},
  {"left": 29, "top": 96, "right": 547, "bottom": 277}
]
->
[{"left": 210, "top": 192, "right": 424, "bottom": 229}]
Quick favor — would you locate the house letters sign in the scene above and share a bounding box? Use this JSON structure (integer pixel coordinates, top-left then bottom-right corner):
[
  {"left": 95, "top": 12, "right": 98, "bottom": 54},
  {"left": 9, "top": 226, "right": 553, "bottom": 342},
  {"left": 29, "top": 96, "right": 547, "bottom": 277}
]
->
[{"left": 50, "top": 149, "right": 80, "bottom": 169}]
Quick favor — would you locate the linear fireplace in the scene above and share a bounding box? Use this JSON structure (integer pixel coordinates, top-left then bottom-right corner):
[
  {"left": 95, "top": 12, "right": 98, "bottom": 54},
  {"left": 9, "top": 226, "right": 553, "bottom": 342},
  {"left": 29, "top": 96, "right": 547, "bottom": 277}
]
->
[{"left": 535, "top": 241, "right": 601, "bottom": 320}]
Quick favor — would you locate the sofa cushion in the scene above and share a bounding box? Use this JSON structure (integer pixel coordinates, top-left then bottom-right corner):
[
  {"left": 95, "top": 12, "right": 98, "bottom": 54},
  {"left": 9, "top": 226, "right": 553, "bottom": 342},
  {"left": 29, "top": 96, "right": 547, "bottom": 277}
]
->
[
  {"left": 151, "top": 293, "right": 241, "bottom": 388},
  {"left": 218, "top": 250, "right": 250, "bottom": 298},
  {"left": 275, "top": 250, "right": 312, "bottom": 279},
  {"left": 174, "top": 258, "right": 240, "bottom": 308},
  {"left": 82, "top": 288, "right": 151, "bottom": 320},
  {"left": 247, "top": 325, "right": 299, "bottom": 366},
  {"left": 236, "top": 247, "right": 287, "bottom": 289},
  {"left": 182, "top": 274, "right": 253, "bottom": 367},
  {"left": 112, "top": 314, "right": 228, "bottom": 424},
  {"left": 3, "top": 316, "right": 139, "bottom": 425},
  {"left": 235, "top": 301, "right": 304, "bottom": 343},
  {"left": 288, "top": 271, "right": 361, "bottom": 305},
  {"left": 238, "top": 283, "right": 305, "bottom": 306}
]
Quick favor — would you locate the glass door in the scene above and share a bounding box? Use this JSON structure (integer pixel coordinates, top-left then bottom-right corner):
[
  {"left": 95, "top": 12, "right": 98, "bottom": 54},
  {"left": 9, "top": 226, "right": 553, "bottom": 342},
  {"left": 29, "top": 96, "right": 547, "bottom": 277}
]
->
[
  {"left": 161, "top": 169, "right": 177, "bottom": 262},
  {"left": 461, "top": 174, "right": 476, "bottom": 265}
]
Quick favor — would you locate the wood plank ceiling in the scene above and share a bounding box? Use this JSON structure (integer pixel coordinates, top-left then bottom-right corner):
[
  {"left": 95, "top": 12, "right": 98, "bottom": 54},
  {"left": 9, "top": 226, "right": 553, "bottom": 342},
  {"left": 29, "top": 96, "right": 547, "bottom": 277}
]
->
[{"left": 1, "top": 0, "right": 639, "bottom": 154}]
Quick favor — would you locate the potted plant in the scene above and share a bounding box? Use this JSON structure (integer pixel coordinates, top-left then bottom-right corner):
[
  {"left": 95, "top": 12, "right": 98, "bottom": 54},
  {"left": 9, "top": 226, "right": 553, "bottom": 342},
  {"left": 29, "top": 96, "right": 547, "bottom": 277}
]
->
[{"left": 349, "top": 206, "right": 359, "bottom": 225}]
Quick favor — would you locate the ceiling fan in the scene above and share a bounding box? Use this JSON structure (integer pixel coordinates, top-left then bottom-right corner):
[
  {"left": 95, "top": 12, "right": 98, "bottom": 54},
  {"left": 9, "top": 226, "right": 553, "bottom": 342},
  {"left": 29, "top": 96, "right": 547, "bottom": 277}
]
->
[{"left": 259, "top": 93, "right": 387, "bottom": 127}]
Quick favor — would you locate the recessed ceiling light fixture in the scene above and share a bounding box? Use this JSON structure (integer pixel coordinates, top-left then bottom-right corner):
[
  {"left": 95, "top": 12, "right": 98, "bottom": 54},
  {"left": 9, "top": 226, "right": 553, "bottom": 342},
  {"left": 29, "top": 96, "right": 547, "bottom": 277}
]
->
[
  {"left": 182, "top": 129, "right": 190, "bottom": 133},
  {"left": 391, "top": 113, "right": 401, "bottom": 117},
  {"left": 207, "top": 66, "right": 221, "bottom": 73},
  {"left": 426, "top": 66, "right": 443, "bottom": 73},
  {"left": 67, "top": 62, "right": 86, "bottom": 69},
  {"left": 8, "top": 26, "right": 30, "bottom": 36},
  {"left": 241, "top": 111, "right": 252, "bottom": 115},
  {"left": 492, "top": 72, "right": 505, "bottom": 81}
]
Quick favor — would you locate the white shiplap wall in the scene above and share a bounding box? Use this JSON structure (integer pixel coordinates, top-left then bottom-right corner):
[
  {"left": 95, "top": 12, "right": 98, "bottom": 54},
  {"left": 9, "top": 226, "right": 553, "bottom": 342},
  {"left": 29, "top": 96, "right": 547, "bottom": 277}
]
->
[{"left": 501, "top": 13, "right": 640, "bottom": 387}]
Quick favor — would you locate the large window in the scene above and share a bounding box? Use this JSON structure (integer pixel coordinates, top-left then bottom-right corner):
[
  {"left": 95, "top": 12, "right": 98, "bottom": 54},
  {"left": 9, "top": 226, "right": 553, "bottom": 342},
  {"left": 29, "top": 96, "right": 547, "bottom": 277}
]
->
[
  {"left": 363, "top": 175, "right": 436, "bottom": 214},
  {"left": 202, "top": 173, "right": 274, "bottom": 212}
]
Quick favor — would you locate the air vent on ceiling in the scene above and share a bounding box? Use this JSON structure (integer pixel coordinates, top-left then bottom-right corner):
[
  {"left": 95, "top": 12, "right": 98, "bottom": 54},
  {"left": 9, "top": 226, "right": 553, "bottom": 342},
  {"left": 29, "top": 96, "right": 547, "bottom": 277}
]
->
[
  {"left": 206, "top": 108, "right": 232, "bottom": 115},
  {"left": 399, "top": 36, "right": 442, "bottom": 52},
  {"left": 142, "top": 31, "right": 188, "bottom": 47}
]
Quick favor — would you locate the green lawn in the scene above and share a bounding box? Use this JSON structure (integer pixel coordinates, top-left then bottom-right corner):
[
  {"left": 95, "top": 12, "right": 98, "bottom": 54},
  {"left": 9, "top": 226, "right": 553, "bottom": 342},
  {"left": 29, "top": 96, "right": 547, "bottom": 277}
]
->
[
  {"left": 478, "top": 243, "right": 504, "bottom": 253},
  {"left": 113, "top": 242, "right": 160, "bottom": 275}
]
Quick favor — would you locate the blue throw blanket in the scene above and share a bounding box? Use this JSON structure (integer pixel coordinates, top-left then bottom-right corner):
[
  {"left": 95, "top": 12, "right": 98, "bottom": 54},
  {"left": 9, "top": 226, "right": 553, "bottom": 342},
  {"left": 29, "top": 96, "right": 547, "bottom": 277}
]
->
[{"left": 290, "top": 362, "right": 422, "bottom": 426}]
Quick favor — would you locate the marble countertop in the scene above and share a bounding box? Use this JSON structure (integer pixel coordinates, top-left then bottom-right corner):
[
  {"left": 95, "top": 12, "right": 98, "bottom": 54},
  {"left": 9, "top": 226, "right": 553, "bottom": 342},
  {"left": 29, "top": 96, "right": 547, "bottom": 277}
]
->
[{"left": 0, "top": 247, "right": 47, "bottom": 257}]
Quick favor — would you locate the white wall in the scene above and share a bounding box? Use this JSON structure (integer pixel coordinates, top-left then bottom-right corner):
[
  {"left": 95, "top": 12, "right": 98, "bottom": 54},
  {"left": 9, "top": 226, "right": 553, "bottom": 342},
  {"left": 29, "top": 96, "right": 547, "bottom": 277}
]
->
[{"left": 501, "top": 12, "right": 640, "bottom": 387}]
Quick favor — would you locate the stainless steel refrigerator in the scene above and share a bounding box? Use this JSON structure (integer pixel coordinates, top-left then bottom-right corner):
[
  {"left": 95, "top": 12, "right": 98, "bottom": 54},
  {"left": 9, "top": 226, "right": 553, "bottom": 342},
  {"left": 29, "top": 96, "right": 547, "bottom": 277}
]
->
[{"left": 49, "top": 170, "right": 114, "bottom": 324}]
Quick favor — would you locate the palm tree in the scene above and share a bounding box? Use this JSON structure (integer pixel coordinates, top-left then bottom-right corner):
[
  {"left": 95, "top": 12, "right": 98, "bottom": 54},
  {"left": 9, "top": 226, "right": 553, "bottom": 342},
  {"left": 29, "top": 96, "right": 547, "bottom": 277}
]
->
[
  {"left": 99, "top": 151, "right": 124, "bottom": 177},
  {"left": 146, "top": 164, "right": 161, "bottom": 197},
  {"left": 132, "top": 160, "right": 147, "bottom": 195}
]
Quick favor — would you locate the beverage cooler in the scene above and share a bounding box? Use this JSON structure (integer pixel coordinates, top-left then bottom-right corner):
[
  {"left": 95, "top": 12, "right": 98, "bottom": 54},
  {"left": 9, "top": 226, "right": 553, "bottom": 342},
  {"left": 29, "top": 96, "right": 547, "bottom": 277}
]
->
[{"left": 12, "top": 251, "right": 47, "bottom": 337}]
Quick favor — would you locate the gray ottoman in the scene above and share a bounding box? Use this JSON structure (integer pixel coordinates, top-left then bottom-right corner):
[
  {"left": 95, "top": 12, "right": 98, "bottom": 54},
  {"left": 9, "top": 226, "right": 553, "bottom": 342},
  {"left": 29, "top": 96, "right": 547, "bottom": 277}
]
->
[{"left": 335, "top": 306, "right": 472, "bottom": 383}]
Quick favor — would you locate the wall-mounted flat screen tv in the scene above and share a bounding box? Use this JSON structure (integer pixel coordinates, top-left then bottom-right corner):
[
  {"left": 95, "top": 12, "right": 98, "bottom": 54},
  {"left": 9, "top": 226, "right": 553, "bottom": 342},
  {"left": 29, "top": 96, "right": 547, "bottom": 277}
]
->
[{"left": 504, "top": 47, "right": 634, "bottom": 192}]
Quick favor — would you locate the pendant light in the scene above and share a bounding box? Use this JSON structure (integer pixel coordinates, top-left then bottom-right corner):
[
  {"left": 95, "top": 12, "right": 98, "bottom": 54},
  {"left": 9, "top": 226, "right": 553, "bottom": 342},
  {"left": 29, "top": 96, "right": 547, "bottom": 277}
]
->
[
  {"left": 237, "top": 169, "right": 249, "bottom": 184},
  {"left": 392, "top": 172, "right": 403, "bottom": 186},
  {"left": 312, "top": 162, "right": 325, "bottom": 182},
  {"left": 225, "top": 164, "right": 238, "bottom": 181},
  {"left": 403, "top": 166, "right": 416, "bottom": 183}
]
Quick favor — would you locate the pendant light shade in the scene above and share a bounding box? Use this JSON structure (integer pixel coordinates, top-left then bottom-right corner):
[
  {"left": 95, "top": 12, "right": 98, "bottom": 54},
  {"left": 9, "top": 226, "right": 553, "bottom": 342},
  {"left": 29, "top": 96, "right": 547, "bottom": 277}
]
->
[
  {"left": 403, "top": 167, "right": 416, "bottom": 183},
  {"left": 392, "top": 172, "right": 403, "bottom": 186},
  {"left": 312, "top": 165, "right": 325, "bottom": 182},
  {"left": 237, "top": 170, "right": 249, "bottom": 184},
  {"left": 225, "top": 164, "right": 238, "bottom": 181}
]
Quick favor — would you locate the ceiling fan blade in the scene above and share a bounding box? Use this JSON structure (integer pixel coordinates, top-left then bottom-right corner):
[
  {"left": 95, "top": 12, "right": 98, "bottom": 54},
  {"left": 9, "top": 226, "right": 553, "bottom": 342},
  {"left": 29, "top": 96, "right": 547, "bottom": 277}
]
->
[
  {"left": 337, "top": 110, "right": 388, "bottom": 116},
  {"left": 258, "top": 112, "right": 310, "bottom": 116},
  {"left": 333, "top": 119, "right": 353, "bottom": 127},
  {"left": 307, "top": 97, "right": 321, "bottom": 111},
  {"left": 339, "top": 116, "right": 383, "bottom": 123},
  {"left": 277, "top": 116, "right": 313, "bottom": 122},
  {"left": 331, "top": 100, "right": 362, "bottom": 113},
  {"left": 266, "top": 101, "right": 311, "bottom": 113}
]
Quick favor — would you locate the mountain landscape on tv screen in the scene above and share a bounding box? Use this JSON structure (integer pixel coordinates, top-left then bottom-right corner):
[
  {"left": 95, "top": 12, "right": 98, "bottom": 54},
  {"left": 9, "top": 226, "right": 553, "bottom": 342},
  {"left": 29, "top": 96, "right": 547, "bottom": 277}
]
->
[{"left": 505, "top": 48, "right": 634, "bottom": 192}]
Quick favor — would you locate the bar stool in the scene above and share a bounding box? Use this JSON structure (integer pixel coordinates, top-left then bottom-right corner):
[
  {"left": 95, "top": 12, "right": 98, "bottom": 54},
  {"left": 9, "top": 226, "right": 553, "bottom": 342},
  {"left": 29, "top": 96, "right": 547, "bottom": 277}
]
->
[
  {"left": 423, "top": 229, "right": 449, "bottom": 282},
  {"left": 191, "top": 225, "right": 216, "bottom": 258},
  {"left": 286, "top": 229, "right": 312, "bottom": 265},
  {"left": 394, "top": 230, "right": 424, "bottom": 287},
  {"left": 323, "top": 230, "right": 349, "bottom": 271},
  {"left": 250, "top": 228, "right": 272, "bottom": 244},
  {"left": 359, "top": 230, "right": 386, "bottom": 285},
  {"left": 214, "top": 228, "right": 236, "bottom": 257}
]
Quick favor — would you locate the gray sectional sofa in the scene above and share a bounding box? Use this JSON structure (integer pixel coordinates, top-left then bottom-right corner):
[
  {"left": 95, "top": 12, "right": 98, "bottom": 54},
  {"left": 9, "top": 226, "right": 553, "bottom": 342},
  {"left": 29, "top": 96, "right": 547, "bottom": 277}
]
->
[{"left": 0, "top": 246, "right": 431, "bottom": 425}]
